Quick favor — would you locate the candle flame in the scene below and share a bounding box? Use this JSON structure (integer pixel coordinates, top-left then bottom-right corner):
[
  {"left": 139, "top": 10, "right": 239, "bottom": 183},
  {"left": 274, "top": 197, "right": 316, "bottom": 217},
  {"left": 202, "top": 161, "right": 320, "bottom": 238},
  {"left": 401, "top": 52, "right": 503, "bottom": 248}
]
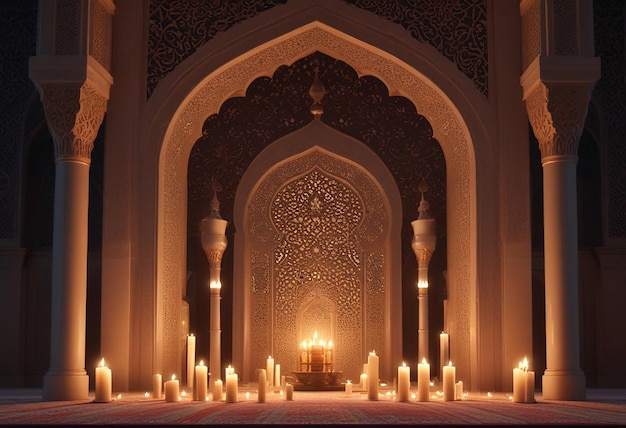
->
[
  {"left": 99, "top": 358, "right": 105, "bottom": 367},
  {"left": 422, "top": 357, "right": 427, "bottom": 364},
  {"left": 328, "top": 341, "right": 333, "bottom": 349},
  {"left": 448, "top": 360, "right": 453, "bottom": 366},
  {"left": 171, "top": 374, "right": 176, "bottom": 381},
  {"left": 200, "top": 360, "right": 204, "bottom": 366},
  {"left": 402, "top": 361, "right": 406, "bottom": 367}
]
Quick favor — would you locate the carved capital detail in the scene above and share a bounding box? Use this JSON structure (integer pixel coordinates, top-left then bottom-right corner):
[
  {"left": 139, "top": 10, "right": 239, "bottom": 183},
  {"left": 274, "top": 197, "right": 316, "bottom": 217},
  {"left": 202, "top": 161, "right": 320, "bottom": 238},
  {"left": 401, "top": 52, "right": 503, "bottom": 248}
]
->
[
  {"left": 413, "top": 248, "right": 433, "bottom": 267},
  {"left": 525, "top": 81, "right": 594, "bottom": 163},
  {"left": 38, "top": 82, "right": 108, "bottom": 164},
  {"left": 203, "top": 248, "right": 225, "bottom": 265}
]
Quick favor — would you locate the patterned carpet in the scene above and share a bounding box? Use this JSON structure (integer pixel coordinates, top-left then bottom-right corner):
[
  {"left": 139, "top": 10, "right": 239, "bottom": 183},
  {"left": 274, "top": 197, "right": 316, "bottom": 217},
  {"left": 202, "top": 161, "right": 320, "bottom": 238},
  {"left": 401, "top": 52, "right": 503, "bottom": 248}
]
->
[{"left": 1, "top": 387, "right": 626, "bottom": 426}]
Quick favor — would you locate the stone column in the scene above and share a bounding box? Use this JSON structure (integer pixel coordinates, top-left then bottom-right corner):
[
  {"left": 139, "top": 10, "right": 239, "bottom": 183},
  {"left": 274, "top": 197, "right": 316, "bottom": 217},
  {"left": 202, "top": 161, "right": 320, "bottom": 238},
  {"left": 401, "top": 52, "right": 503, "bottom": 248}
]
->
[
  {"left": 523, "top": 59, "right": 599, "bottom": 400},
  {"left": 29, "top": 58, "right": 110, "bottom": 401}
]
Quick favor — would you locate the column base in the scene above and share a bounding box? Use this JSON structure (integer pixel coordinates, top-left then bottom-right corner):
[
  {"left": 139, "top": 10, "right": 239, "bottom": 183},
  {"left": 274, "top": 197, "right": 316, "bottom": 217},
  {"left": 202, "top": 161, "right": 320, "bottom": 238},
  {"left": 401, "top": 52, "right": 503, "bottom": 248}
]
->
[
  {"left": 43, "top": 371, "right": 89, "bottom": 401},
  {"left": 542, "top": 370, "right": 586, "bottom": 401}
]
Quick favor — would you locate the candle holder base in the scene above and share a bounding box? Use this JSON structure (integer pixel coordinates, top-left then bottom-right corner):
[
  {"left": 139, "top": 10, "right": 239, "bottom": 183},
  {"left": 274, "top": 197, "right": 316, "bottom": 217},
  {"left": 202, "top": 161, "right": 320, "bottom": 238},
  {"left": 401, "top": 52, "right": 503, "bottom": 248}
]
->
[{"left": 291, "top": 371, "right": 343, "bottom": 391}]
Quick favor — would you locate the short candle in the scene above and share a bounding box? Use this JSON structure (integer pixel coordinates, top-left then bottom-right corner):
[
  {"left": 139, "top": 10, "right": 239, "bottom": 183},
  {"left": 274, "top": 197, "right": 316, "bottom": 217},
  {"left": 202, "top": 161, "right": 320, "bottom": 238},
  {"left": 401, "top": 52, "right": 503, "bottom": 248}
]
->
[
  {"left": 95, "top": 358, "right": 112, "bottom": 403},
  {"left": 417, "top": 358, "right": 430, "bottom": 402},
  {"left": 442, "top": 361, "right": 456, "bottom": 402},
  {"left": 397, "top": 362, "right": 410, "bottom": 402}
]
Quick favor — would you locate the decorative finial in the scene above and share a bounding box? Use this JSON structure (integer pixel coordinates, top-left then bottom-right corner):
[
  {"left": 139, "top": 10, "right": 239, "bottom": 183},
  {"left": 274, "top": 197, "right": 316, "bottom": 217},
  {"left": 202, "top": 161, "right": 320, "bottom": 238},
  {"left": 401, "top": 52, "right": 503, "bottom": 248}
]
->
[
  {"left": 309, "top": 69, "right": 325, "bottom": 119},
  {"left": 417, "top": 178, "right": 431, "bottom": 219},
  {"left": 209, "top": 177, "right": 223, "bottom": 219}
]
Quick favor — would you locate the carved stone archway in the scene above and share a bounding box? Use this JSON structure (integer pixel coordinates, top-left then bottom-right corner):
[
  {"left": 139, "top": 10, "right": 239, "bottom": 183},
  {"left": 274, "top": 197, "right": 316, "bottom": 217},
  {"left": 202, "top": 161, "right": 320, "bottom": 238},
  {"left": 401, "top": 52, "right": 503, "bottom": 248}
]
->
[{"left": 151, "top": 20, "right": 476, "bottom": 386}]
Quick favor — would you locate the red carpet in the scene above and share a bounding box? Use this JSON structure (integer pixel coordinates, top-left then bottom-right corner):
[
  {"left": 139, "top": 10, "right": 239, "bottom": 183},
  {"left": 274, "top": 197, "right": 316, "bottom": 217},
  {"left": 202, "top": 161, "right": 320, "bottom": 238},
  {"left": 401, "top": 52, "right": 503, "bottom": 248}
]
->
[{"left": 1, "top": 388, "right": 625, "bottom": 425}]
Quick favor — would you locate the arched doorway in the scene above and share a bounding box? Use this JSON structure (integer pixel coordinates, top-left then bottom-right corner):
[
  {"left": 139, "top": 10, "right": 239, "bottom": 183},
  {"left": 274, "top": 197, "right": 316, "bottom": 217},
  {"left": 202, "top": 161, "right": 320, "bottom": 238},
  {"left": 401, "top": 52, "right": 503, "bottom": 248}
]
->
[{"left": 233, "top": 121, "right": 403, "bottom": 382}]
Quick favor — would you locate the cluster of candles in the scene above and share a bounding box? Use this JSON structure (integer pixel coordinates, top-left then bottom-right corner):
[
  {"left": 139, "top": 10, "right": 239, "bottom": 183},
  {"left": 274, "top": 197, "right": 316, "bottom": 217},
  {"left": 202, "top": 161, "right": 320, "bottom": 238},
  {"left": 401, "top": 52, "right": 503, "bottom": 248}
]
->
[
  {"left": 93, "top": 332, "right": 533, "bottom": 405},
  {"left": 512, "top": 357, "right": 535, "bottom": 403},
  {"left": 299, "top": 331, "right": 333, "bottom": 372}
]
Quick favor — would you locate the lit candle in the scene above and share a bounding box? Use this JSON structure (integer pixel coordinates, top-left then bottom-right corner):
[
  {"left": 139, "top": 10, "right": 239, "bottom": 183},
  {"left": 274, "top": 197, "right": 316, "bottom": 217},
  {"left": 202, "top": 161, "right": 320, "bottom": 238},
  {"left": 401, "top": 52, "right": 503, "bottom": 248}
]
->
[
  {"left": 397, "top": 362, "right": 410, "bottom": 402},
  {"left": 258, "top": 369, "right": 266, "bottom": 403},
  {"left": 367, "top": 351, "right": 379, "bottom": 401},
  {"left": 345, "top": 380, "right": 352, "bottom": 396},
  {"left": 285, "top": 383, "right": 294, "bottom": 401},
  {"left": 442, "top": 361, "right": 456, "bottom": 402},
  {"left": 212, "top": 379, "right": 223, "bottom": 401},
  {"left": 225, "top": 372, "right": 238, "bottom": 403},
  {"left": 275, "top": 364, "right": 281, "bottom": 390},
  {"left": 95, "top": 358, "right": 112, "bottom": 403},
  {"left": 152, "top": 373, "right": 162, "bottom": 399},
  {"left": 187, "top": 334, "right": 196, "bottom": 392},
  {"left": 417, "top": 358, "right": 430, "bottom": 402},
  {"left": 225, "top": 365, "right": 234, "bottom": 377},
  {"left": 266, "top": 357, "right": 274, "bottom": 388},
  {"left": 195, "top": 360, "right": 208, "bottom": 401},
  {"left": 513, "top": 357, "right": 535, "bottom": 403},
  {"left": 440, "top": 332, "right": 449, "bottom": 380},
  {"left": 164, "top": 374, "right": 180, "bottom": 402}
]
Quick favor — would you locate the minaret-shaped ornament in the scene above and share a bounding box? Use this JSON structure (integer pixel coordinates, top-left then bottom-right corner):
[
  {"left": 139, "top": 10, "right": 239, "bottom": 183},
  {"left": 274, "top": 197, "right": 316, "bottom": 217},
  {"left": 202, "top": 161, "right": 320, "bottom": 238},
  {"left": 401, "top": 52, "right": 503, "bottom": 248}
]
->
[
  {"left": 200, "top": 178, "right": 228, "bottom": 400},
  {"left": 309, "top": 70, "right": 325, "bottom": 119},
  {"left": 411, "top": 179, "right": 437, "bottom": 365}
]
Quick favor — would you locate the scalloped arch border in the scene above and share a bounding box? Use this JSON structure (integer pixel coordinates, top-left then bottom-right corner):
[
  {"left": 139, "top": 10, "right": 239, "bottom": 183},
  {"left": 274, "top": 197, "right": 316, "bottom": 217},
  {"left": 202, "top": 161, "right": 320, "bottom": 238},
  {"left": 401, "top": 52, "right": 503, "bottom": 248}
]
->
[{"left": 155, "top": 21, "right": 476, "bottom": 385}]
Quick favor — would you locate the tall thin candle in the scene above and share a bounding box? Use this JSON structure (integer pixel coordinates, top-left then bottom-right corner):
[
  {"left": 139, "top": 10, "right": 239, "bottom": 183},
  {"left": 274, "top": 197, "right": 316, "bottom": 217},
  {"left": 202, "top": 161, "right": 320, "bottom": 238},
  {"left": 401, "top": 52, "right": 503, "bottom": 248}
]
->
[{"left": 367, "top": 351, "right": 379, "bottom": 401}]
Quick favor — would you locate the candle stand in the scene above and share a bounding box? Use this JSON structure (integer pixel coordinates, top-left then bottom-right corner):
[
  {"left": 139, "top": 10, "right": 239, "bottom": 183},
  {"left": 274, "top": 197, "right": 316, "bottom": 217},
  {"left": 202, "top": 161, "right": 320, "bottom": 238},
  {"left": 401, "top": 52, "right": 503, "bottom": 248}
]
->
[
  {"left": 411, "top": 179, "right": 437, "bottom": 364},
  {"left": 200, "top": 182, "right": 228, "bottom": 400}
]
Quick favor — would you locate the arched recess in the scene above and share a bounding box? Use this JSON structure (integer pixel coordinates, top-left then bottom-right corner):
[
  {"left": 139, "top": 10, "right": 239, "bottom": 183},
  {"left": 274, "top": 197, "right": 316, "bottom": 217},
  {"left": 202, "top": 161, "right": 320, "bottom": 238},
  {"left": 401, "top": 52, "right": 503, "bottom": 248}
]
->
[
  {"left": 233, "top": 120, "right": 403, "bottom": 382},
  {"left": 142, "top": 9, "right": 482, "bottom": 389}
]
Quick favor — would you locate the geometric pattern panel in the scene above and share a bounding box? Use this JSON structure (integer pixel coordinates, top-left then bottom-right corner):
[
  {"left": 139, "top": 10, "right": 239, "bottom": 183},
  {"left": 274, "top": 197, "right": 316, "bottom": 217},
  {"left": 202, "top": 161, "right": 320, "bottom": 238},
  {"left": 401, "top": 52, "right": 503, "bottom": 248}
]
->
[
  {"left": 147, "top": 1, "right": 488, "bottom": 98},
  {"left": 249, "top": 152, "right": 387, "bottom": 383}
]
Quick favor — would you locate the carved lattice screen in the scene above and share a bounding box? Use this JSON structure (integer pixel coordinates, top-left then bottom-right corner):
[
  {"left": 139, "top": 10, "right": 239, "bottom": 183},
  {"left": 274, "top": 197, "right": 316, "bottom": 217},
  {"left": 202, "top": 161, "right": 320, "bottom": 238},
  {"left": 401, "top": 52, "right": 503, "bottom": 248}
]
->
[{"left": 248, "top": 151, "right": 387, "bottom": 382}]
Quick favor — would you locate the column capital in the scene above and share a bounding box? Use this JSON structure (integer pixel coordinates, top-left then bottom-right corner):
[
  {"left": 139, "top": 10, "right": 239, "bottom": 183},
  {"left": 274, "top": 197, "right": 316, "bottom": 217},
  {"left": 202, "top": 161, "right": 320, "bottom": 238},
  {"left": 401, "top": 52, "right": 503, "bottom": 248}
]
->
[
  {"left": 521, "top": 56, "right": 600, "bottom": 164},
  {"left": 29, "top": 55, "right": 112, "bottom": 164}
]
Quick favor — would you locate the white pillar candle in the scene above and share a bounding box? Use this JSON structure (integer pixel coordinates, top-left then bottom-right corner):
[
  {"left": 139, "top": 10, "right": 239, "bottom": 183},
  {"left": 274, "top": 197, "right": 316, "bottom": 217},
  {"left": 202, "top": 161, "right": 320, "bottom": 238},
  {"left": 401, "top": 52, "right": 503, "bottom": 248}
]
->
[
  {"left": 442, "top": 361, "right": 456, "bottom": 402},
  {"left": 513, "top": 365, "right": 525, "bottom": 402},
  {"left": 367, "top": 351, "right": 379, "bottom": 401},
  {"left": 275, "top": 364, "right": 281, "bottom": 390},
  {"left": 285, "top": 383, "right": 294, "bottom": 401},
  {"left": 455, "top": 380, "right": 463, "bottom": 400},
  {"left": 258, "top": 369, "right": 266, "bottom": 403},
  {"left": 195, "top": 361, "right": 208, "bottom": 401},
  {"left": 525, "top": 369, "right": 535, "bottom": 403},
  {"left": 417, "top": 358, "right": 430, "bottom": 402},
  {"left": 266, "top": 357, "right": 274, "bottom": 388},
  {"left": 164, "top": 375, "right": 180, "bottom": 402},
  {"left": 225, "top": 373, "right": 238, "bottom": 403},
  {"left": 439, "top": 332, "right": 449, "bottom": 380},
  {"left": 344, "top": 380, "right": 353, "bottom": 396},
  {"left": 187, "top": 334, "right": 196, "bottom": 391},
  {"left": 397, "top": 362, "right": 410, "bottom": 402},
  {"left": 212, "top": 379, "right": 223, "bottom": 401},
  {"left": 152, "top": 373, "right": 162, "bottom": 399},
  {"left": 95, "top": 358, "right": 112, "bottom": 402}
]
